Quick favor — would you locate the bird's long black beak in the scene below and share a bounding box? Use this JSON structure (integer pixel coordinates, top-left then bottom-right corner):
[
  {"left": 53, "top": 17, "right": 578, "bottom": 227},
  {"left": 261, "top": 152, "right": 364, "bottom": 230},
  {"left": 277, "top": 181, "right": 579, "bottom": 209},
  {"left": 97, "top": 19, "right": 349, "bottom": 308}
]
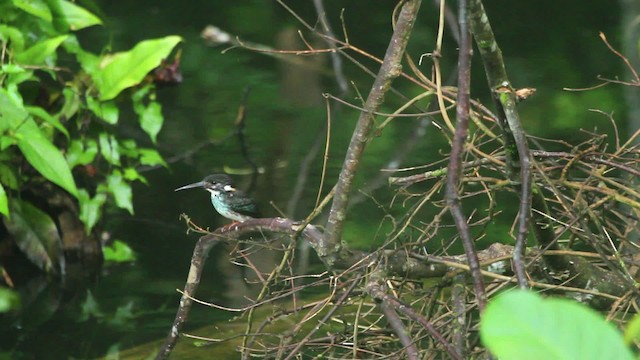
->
[{"left": 175, "top": 181, "right": 206, "bottom": 192}]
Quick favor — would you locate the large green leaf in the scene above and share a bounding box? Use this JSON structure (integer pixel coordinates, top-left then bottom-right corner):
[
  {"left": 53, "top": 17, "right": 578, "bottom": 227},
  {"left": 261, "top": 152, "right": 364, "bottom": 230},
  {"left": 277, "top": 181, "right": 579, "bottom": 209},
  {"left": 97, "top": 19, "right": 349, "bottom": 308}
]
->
[
  {"left": 3, "top": 199, "right": 62, "bottom": 274},
  {"left": 17, "top": 119, "right": 78, "bottom": 197},
  {"left": 93, "top": 36, "right": 182, "bottom": 100},
  {"left": 0, "top": 89, "right": 78, "bottom": 197},
  {"left": 54, "top": 0, "right": 102, "bottom": 31},
  {"left": 480, "top": 290, "right": 633, "bottom": 360},
  {"left": 14, "top": 35, "right": 68, "bottom": 66},
  {"left": 12, "top": 0, "right": 52, "bottom": 21}
]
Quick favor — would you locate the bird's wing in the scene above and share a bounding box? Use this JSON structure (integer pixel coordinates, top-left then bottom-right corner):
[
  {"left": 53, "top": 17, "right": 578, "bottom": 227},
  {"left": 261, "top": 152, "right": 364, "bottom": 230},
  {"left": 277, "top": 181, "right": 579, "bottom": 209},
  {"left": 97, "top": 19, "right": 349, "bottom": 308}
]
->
[{"left": 229, "top": 191, "right": 259, "bottom": 217}]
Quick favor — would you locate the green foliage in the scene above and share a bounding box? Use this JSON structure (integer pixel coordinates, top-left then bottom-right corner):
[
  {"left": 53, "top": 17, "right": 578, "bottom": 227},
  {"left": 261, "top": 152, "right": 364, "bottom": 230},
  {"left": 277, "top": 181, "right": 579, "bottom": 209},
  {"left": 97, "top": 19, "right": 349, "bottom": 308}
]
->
[
  {"left": 3, "top": 199, "right": 62, "bottom": 274},
  {"left": 103, "top": 240, "right": 136, "bottom": 263},
  {"left": 480, "top": 290, "right": 634, "bottom": 360},
  {"left": 0, "top": 285, "right": 20, "bottom": 313},
  {"left": 0, "top": 0, "right": 178, "bottom": 269}
]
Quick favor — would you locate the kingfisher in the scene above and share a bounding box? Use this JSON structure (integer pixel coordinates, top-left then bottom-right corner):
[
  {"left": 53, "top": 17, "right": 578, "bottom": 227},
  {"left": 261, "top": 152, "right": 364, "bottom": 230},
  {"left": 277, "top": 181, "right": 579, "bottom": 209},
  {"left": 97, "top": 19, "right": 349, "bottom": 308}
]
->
[{"left": 175, "top": 174, "right": 259, "bottom": 222}]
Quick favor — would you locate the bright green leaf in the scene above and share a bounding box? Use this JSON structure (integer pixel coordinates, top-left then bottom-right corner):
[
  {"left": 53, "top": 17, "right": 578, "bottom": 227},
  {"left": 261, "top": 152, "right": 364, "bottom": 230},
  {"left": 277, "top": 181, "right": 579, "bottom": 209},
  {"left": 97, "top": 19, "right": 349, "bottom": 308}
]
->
[
  {"left": 623, "top": 314, "right": 640, "bottom": 345},
  {"left": 0, "top": 163, "right": 19, "bottom": 190},
  {"left": 139, "top": 148, "right": 167, "bottom": 168},
  {"left": 1, "top": 64, "right": 26, "bottom": 75},
  {"left": 16, "top": 119, "right": 78, "bottom": 197},
  {"left": 3, "top": 199, "right": 62, "bottom": 274},
  {"left": 77, "top": 189, "right": 106, "bottom": 233},
  {"left": 66, "top": 139, "right": 98, "bottom": 169},
  {"left": 480, "top": 290, "right": 633, "bottom": 360},
  {"left": 94, "top": 36, "right": 182, "bottom": 100},
  {"left": 0, "top": 25, "right": 25, "bottom": 52},
  {"left": 15, "top": 35, "right": 68, "bottom": 66},
  {"left": 139, "top": 100, "right": 163, "bottom": 143},
  {"left": 86, "top": 97, "right": 119, "bottom": 125},
  {"left": 0, "top": 88, "right": 28, "bottom": 131},
  {"left": 123, "top": 167, "right": 147, "bottom": 185},
  {"left": 57, "top": 0, "right": 102, "bottom": 31},
  {"left": 62, "top": 35, "right": 100, "bottom": 75},
  {"left": 12, "top": 0, "right": 52, "bottom": 21},
  {"left": 98, "top": 132, "right": 120, "bottom": 166},
  {"left": 103, "top": 240, "right": 136, "bottom": 263},
  {"left": 0, "top": 184, "right": 8, "bottom": 217},
  {"left": 26, "top": 106, "right": 69, "bottom": 139},
  {"left": 107, "top": 171, "right": 133, "bottom": 214},
  {"left": 0, "top": 286, "right": 20, "bottom": 313}
]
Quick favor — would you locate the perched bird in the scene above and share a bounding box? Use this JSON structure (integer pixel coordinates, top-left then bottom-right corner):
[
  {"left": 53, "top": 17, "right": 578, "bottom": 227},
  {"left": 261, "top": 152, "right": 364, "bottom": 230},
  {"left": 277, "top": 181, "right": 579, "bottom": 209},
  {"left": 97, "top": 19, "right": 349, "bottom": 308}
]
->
[{"left": 175, "top": 174, "right": 259, "bottom": 222}]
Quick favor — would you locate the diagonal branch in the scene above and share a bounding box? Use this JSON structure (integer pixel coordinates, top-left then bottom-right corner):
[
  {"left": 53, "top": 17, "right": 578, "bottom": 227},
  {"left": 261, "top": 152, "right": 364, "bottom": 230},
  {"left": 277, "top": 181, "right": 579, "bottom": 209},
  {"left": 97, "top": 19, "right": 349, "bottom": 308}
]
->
[{"left": 323, "top": 0, "right": 422, "bottom": 264}]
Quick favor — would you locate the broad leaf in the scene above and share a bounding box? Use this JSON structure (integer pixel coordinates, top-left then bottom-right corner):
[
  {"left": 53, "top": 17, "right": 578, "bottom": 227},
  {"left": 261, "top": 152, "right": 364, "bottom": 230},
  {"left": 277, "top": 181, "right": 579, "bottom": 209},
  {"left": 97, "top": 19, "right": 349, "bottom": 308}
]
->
[
  {"left": 139, "top": 148, "right": 168, "bottom": 168},
  {"left": 103, "top": 240, "right": 136, "bottom": 263},
  {"left": 107, "top": 171, "right": 133, "bottom": 214},
  {"left": 98, "top": 132, "right": 120, "bottom": 165},
  {"left": 17, "top": 119, "right": 78, "bottom": 197},
  {"left": 77, "top": 189, "right": 106, "bottom": 233},
  {"left": 480, "top": 290, "right": 633, "bottom": 360},
  {"left": 56, "top": 0, "right": 102, "bottom": 31},
  {"left": 66, "top": 139, "right": 98, "bottom": 168},
  {"left": 86, "top": 97, "right": 119, "bottom": 125},
  {"left": 14, "top": 35, "right": 68, "bottom": 66},
  {"left": 12, "top": 0, "right": 52, "bottom": 21},
  {"left": 3, "top": 199, "right": 62, "bottom": 274},
  {"left": 0, "top": 286, "right": 20, "bottom": 313},
  {"left": 94, "top": 36, "right": 182, "bottom": 100},
  {"left": 138, "top": 100, "right": 163, "bottom": 143}
]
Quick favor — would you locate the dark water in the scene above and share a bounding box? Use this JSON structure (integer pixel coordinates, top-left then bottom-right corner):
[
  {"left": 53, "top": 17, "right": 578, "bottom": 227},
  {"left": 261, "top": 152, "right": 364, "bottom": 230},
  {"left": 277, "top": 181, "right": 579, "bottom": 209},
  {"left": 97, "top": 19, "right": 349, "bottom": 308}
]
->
[{"left": 0, "top": 1, "right": 623, "bottom": 359}]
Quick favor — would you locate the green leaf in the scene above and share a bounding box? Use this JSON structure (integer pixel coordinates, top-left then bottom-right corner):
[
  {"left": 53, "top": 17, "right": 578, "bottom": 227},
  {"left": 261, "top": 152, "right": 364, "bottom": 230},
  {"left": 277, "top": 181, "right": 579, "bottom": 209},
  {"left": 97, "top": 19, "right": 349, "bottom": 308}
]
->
[
  {"left": 480, "top": 290, "right": 633, "bottom": 360},
  {"left": 138, "top": 100, "right": 163, "bottom": 143},
  {"left": 86, "top": 97, "right": 119, "bottom": 125},
  {"left": 0, "top": 87, "right": 29, "bottom": 131},
  {"left": 623, "top": 314, "right": 640, "bottom": 345},
  {"left": 66, "top": 138, "right": 98, "bottom": 168},
  {"left": 12, "top": 0, "right": 52, "bottom": 21},
  {"left": 57, "top": 0, "right": 102, "bottom": 31},
  {"left": 26, "top": 106, "right": 69, "bottom": 139},
  {"left": 58, "top": 87, "right": 81, "bottom": 121},
  {"left": 0, "top": 184, "right": 8, "bottom": 217},
  {"left": 14, "top": 35, "right": 68, "bottom": 66},
  {"left": 3, "top": 199, "right": 62, "bottom": 274},
  {"left": 107, "top": 171, "right": 133, "bottom": 214},
  {"left": 0, "top": 25, "right": 25, "bottom": 53},
  {"left": 123, "top": 167, "right": 147, "bottom": 185},
  {"left": 103, "top": 240, "right": 136, "bottom": 263},
  {"left": 0, "top": 163, "right": 19, "bottom": 190},
  {"left": 93, "top": 36, "right": 182, "bottom": 100},
  {"left": 17, "top": 119, "right": 78, "bottom": 197},
  {"left": 98, "top": 132, "right": 120, "bottom": 166},
  {"left": 139, "top": 148, "right": 167, "bottom": 168},
  {"left": 0, "top": 286, "right": 20, "bottom": 313},
  {"left": 77, "top": 188, "right": 106, "bottom": 233}
]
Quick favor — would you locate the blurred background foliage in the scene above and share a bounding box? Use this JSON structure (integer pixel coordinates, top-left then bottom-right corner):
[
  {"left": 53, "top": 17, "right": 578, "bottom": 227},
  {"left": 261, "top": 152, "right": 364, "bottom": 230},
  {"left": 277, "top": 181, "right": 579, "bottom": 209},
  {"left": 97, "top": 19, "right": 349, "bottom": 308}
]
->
[{"left": 0, "top": 0, "right": 636, "bottom": 358}]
